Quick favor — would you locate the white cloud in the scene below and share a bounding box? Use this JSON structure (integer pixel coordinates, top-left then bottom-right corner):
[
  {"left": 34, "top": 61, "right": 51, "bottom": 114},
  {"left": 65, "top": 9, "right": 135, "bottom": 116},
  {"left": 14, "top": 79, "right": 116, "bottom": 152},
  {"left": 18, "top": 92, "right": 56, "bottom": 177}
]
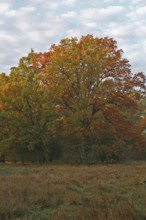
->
[
  {"left": 80, "top": 6, "right": 124, "bottom": 22},
  {"left": 85, "top": 22, "right": 97, "bottom": 28},
  {"left": 62, "top": 11, "right": 77, "bottom": 18},
  {"left": 5, "top": 9, "right": 16, "bottom": 17},
  {"left": 28, "top": 0, "right": 76, "bottom": 8},
  {"left": 136, "top": 6, "right": 146, "bottom": 14},
  {"left": 0, "top": 2, "right": 10, "bottom": 14},
  {"left": 110, "top": 25, "right": 133, "bottom": 38},
  {"left": 131, "top": 0, "right": 146, "bottom": 4},
  {"left": 62, "top": 0, "right": 77, "bottom": 5}
]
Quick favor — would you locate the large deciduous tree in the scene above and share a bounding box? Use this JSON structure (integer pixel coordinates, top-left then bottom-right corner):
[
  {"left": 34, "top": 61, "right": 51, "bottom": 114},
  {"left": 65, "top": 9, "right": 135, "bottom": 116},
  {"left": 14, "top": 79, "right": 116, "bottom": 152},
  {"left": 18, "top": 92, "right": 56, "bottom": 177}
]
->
[{"left": 33, "top": 35, "right": 146, "bottom": 162}]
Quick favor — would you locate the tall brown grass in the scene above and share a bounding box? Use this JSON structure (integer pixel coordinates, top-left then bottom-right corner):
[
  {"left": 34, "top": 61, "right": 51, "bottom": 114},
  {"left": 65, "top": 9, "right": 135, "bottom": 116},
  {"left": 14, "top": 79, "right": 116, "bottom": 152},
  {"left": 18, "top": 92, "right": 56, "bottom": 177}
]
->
[{"left": 0, "top": 163, "right": 146, "bottom": 219}]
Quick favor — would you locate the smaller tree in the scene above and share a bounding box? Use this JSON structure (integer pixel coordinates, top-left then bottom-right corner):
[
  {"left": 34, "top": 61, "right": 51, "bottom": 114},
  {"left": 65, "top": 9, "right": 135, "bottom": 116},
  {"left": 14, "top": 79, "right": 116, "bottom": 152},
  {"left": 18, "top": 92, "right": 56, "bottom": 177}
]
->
[{"left": 0, "top": 51, "right": 62, "bottom": 163}]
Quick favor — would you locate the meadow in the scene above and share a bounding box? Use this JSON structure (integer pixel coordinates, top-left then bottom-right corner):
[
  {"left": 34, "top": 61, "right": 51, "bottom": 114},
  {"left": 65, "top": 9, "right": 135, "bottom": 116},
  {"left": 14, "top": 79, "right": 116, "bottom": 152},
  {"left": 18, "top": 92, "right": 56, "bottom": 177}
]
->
[{"left": 0, "top": 162, "right": 146, "bottom": 220}]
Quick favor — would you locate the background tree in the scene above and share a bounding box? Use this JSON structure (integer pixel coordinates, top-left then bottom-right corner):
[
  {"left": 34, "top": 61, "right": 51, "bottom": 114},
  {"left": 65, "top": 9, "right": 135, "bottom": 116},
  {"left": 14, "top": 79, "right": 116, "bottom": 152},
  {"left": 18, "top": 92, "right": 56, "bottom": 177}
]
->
[{"left": 0, "top": 51, "right": 61, "bottom": 163}]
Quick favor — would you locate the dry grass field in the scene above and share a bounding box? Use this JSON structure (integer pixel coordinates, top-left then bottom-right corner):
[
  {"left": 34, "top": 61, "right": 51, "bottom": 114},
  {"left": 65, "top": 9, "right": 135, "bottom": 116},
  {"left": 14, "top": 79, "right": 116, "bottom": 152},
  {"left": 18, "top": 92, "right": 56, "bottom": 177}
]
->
[{"left": 0, "top": 162, "right": 146, "bottom": 220}]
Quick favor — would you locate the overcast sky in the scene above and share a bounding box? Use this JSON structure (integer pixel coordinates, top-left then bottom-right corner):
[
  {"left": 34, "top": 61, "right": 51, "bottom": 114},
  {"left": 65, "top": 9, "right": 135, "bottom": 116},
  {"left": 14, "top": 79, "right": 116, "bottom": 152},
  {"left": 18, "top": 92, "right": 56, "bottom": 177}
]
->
[{"left": 0, "top": 0, "right": 146, "bottom": 74}]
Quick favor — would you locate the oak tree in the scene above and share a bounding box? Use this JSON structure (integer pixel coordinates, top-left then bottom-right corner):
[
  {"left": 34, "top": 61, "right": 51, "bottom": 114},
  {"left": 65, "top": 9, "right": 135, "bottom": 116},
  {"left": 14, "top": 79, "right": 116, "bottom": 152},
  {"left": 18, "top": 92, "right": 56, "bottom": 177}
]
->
[{"left": 33, "top": 35, "right": 146, "bottom": 162}]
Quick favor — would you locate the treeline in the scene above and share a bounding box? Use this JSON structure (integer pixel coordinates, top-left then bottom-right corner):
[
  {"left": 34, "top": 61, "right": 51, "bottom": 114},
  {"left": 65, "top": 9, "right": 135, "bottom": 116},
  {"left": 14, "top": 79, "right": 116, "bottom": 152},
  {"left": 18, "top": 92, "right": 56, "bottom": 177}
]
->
[{"left": 0, "top": 35, "right": 146, "bottom": 164}]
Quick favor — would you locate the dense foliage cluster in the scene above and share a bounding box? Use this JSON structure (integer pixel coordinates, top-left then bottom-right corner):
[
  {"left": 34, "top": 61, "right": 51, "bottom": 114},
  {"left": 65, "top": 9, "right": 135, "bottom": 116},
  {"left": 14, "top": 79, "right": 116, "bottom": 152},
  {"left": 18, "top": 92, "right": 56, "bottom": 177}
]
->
[{"left": 0, "top": 35, "right": 146, "bottom": 163}]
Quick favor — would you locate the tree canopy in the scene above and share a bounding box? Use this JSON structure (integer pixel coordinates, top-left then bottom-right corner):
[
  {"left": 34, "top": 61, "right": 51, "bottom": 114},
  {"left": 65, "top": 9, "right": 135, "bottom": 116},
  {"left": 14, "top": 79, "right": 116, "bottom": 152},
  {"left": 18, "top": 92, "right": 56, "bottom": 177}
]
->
[{"left": 0, "top": 35, "right": 146, "bottom": 163}]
